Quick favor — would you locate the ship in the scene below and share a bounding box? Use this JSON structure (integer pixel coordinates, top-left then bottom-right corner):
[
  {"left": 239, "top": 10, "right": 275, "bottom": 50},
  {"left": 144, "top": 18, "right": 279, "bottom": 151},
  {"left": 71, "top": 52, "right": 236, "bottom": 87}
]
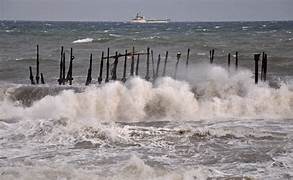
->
[{"left": 129, "top": 13, "right": 170, "bottom": 24}]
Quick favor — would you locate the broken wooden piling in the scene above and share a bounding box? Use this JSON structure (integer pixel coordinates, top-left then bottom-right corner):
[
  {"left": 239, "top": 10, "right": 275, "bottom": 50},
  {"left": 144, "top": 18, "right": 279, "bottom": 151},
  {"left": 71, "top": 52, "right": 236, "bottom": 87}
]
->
[
  {"left": 151, "top": 50, "right": 155, "bottom": 79},
  {"left": 135, "top": 54, "right": 140, "bottom": 76},
  {"left": 162, "top": 51, "right": 168, "bottom": 76},
  {"left": 29, "top": 66, "right": 35, "bottom": 85},
  {"left": 111, "top": 51, "right": 119, "bottom": 80},
  {"left": 209, "top": 49, "right": 215, "bottom": 64},
  {"left": 66, "top": 48, "right": 74, "bottom": 85},
  {"left": 186, "top": 48, "right": 190, "bottom": 68},
  {"left": 85, "top": 54, "right": 93, "bottom": 85},
  {"left": 98, "top": 51, "right": 104, "bottom": 84},
  {"left": 62, "top": 52, "right": 66, "bottom": 85},
  {"left": 174, "top": 51, "right": 181, "bottom": 79},
  {"left": 122, "top": 50, "right": 127, "bottom": 82},
  {"left": 254, "top": 53, "right": 260, "bottom": 84},
  {"left": 105, "top": 48, "right": 110, "bottom": 83},
  {"left": 58, "top": 46, "right": 64, "bottom": 85},
  {"left": 263, "top": 53, "right": 267, "bottom": 82},
  {"left": 145, "top": 47, "right": 150, "bottom": 81},
  {"left": 155, "top": 54, "right": 161, "bottom": 79},
  {"left": 130, "top": 47, "right": 135, "bottom": 76},
  {"left": 41, "top": 73, "right": 45, "bottom": 84},
  {"left": 36, "top": 45, "right": 40, "bottom": 84},
  {"left": 235, "top": 51, "right": 239, "bottom": 70},
  {"left": 261, "top": 52, "right": 268, "bottom": 82}
]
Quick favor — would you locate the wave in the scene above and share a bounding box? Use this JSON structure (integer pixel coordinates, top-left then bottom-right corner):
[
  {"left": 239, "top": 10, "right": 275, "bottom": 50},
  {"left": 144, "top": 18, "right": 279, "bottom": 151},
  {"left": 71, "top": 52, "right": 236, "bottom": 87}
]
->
[
  {"left": 0, "top": 155, "right": 250, "bottom": 180},
  {"left": 72, "top": 38, "right": 94, "bottom": 44},
  {"left": 109, "top": 33, "right": 122, "bottom": 37},
  {"left": 1, "top": 64, "right": 293, "bottom": 124}
]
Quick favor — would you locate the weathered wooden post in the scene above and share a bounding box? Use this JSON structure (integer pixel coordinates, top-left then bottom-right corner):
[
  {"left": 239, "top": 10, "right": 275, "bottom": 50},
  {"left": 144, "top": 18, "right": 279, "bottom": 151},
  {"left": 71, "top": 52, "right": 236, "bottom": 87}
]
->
[
  {"left": 105, "top": 48, "right": 110, "bottom": 83},
  {"left": 162, "top": 51, "right": 168, "bottom": 76},
  {"left": 66, "top": 48, "right": 74, "bottom": 85},
  {"left": 58, "top": 46, "right": 64, "bottom": 85},
  {"left": 145, "top": 47, "right": 150, "bottom": 80},
  {"left": 155, "top": 54, "right": 161, "bottom": 79},
  {"left": 186, "top": 48, "right": 190, "bottom": 68},
  {"left": 261, "top": 52, "right": 268, "bottom": 82},
  {"left": 254, "top": 53, "right": 260, "bottom": 84},
  {"left": 29, "top": 66, "right": 35, "bottom": 85},
  {"left": 98, "top": 51, "right": 104, "bottom": 84},
  {"left": 151, "top": 50, "right": 155, "bottom": 79},
  {"left": 112, "top": 51, "right": 119, "bottom": 80},
  {"left": 135, "top": 54, "right": 140, "bottom": 76},
  {"left": 85, "top": 53, "right": 93, "bottom": 85},
  {"left": 235, "top": 51, "right": 239, "bottom": 70},
  {"left": 209, "top": 49, "right": 215, "bottom": 64},
  {"left": 36, "top": 45, "right": 40, "bottom": 84},
  {"left": 130, "top": 47, "right": 135, "bottom": 76},
  {"left": 261, "top": 52, "right": 265, "bottom": 81},
  {"left": 264, "top": 54, "right": 268, "bottom": 81},
  {"left": 41, "top": 73, "right": 45, "bottom": 84},
  {"left": 62, "top": 52, "right": 66, "bottom": 85},
  {"left": 122, "top": 50, "right": 127, "bottom": 82},
  {"left": 174, "top": 51, "right": 181, "bottom": 79}
]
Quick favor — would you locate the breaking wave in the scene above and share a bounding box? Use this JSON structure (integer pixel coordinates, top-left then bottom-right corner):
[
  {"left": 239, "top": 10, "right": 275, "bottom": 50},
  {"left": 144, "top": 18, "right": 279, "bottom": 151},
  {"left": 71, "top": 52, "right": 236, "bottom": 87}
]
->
[
  {"left": 72, "top": 38, "right": 94, "bottom": 44},
  {"left": 1, "top": 64, "right": 293, "bottom": 123}
]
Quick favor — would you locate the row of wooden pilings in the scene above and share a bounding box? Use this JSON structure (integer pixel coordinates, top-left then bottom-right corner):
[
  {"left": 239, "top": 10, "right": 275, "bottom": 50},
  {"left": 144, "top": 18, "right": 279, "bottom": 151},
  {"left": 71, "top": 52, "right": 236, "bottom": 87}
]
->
[
  {"left": 209, "top": 49, "right": 267, "bottom": 84},
  {"left": 29, "top": 46, "right": 267, "bottom": 85}
]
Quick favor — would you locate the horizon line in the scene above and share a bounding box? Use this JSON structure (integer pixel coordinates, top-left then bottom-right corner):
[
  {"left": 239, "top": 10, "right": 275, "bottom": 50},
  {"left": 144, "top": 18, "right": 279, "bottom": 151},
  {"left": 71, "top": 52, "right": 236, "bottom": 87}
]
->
[{"left": 1, "top": 19, "right": 293, "bottom": 23}]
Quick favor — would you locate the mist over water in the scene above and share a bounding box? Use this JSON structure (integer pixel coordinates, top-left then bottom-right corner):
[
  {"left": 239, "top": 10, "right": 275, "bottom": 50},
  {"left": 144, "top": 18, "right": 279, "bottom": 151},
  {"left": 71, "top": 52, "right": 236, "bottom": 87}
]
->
[{"left": 0, "top": 21, "right": 293, "bottom": 179}]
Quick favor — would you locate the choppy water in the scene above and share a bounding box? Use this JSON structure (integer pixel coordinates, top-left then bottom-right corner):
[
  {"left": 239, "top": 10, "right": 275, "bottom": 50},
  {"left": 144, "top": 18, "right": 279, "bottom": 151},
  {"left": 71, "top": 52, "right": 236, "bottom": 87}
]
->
[{"left": 0, "top": 21, "right": 293, "bottom": 180}]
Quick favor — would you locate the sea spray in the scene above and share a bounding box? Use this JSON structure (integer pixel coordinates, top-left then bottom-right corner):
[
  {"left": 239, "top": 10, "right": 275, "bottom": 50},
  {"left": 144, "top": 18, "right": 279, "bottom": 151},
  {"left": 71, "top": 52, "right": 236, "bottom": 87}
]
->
[{"left": 1, "top": 64, "right": 293, "bottom": 122}]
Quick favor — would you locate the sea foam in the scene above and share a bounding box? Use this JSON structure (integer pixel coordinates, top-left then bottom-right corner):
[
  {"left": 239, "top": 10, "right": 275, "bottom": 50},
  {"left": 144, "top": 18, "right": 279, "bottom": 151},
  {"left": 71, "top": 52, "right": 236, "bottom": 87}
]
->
[{"left": 72, "top": 38, "right": 94, "bottom": 44}]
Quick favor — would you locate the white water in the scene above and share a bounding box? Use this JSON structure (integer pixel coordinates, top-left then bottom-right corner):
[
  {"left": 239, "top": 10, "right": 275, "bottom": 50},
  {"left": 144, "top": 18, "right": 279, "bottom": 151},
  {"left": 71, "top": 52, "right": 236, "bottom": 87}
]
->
[
  {"left": 1, "top": 65, "right": 293, "bottom": 122},
  {"left": 1, "top": 64, "right": 293, "bottom": 180},
  {"left": 72, "top": 38, "right": 94, "bottom": 44}
]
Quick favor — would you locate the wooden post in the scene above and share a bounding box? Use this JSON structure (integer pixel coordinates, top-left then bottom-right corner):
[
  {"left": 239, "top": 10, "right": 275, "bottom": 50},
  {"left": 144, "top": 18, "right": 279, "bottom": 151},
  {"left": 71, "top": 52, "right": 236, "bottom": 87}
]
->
[
  {"left": 122, "top": 50, "right": 127, "bottom": 82},
  {"left": 36, "top": 45, "right": 40, "bottom": 84},
  {"left": 162, "top": 51, "right": 168, "bottom": 76},
  {"left": 105, "top": 48, "right": 110, "bottom": 83},
  {"left": 261, "top": 52, "right": 264, "bottom": 81},
  {"left": 228, "top": 53, "right": 231, "bottom": 68},
  {"left": 155, "top": 54, "right": 161, "bottom": 79},
  {"left": 174, "top": 51, "right": 181, "bottom": 79},
  {"left": 98, "top": 51, "right": 104, "bottom": 84},
  {"left": 145, "top": 47, "right": 150, "bottom": 80},
  {"left": 235, "top": 51, "right": 238, "bottom": 70},
  {"left": 58, "top": 46, "right": 64, "bottom": 85},
  {"left": 263, "top": 53, "right": 268, "bottom": 82},
  {"left": 210, "top": 49, "right": 214, "bottom": 64},
  {"left": 66, "top": 47, "right": 74, "bottom": 85},
  {"left": 29, "top": 66, "right": 35, "bottom": 85},
  {"left": 151, "top": 50, "right": 155, "bottom": 79},
  {"left": 130, "top": 46, "right": 135, "bottom": 76},
  {"left": 135, "top": 54, "right": 140, "bottom": 76},
  {"left": 112, "top": 51, "right": 119, "bottom": 80},
  {"left": 254, "top": 53, "right": 260, "bottom": 84},
  {"left": 62, "top": 52, "right": 66, "bottom": 85},
  {"left": 41, "top": 73, "right": 45, "bottom": 84},
  {"left": 186, "top": 48, "right": 190, "bottom": 68},
  {"left": 85, "top": 53, "right": 93, "bottom": 85}
]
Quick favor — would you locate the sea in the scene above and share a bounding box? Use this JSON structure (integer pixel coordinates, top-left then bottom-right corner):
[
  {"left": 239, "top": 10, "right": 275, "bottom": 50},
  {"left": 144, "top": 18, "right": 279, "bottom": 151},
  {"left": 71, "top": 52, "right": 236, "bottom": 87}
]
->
[{"left": 0, "top": 21, "right": 293, "bottom": 180}]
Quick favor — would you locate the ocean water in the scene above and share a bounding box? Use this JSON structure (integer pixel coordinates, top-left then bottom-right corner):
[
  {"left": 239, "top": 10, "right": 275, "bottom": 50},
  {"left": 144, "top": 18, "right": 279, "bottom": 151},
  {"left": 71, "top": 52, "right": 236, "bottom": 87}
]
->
[{"left": 0, "top": 21, "right": 293, "bottom": 179}]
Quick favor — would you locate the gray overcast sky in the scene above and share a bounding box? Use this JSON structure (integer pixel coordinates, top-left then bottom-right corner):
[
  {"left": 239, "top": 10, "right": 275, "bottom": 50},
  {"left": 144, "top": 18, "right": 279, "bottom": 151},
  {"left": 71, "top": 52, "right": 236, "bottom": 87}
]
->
[{"left": 1, "top": 0, "right": 293, "bottom": 21}]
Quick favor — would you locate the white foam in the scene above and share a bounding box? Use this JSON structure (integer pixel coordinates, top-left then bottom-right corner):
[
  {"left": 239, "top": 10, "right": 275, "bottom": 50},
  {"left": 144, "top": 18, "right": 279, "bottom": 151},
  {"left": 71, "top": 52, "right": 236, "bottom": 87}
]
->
[
  {"left": 1, "top": 65, "right": 293, "bottom": 124},
  {"left": 109, "top": 34, "right": 121, "bottom": 37},
  {"left": 72, "top": 38, "right": 94, "bottom": 44}
]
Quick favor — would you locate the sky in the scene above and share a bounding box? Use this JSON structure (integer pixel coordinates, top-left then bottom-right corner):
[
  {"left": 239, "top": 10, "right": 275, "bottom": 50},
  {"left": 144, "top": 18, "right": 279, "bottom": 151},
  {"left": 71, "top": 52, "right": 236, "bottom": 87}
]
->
[{"left": 0, "top": 0, "right": 293, "bottom": 22}]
